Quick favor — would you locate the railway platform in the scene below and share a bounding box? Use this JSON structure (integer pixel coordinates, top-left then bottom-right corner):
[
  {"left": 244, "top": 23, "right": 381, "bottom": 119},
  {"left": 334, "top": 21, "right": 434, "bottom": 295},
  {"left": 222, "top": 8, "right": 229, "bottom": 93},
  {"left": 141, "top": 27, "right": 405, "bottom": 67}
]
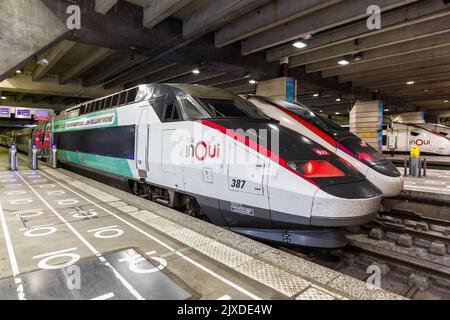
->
[
  {"left": 0, "top": 148, "right": 403, "bottom": 300},
  {"left": 385, "top": 154, "right": 450, "bottom": 170}
]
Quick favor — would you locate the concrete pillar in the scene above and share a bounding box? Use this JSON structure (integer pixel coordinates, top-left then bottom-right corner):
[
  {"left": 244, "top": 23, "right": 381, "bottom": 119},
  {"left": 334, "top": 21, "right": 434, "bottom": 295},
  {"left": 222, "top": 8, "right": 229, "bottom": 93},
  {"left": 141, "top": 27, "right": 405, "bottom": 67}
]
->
[
  {"left": 350, "top": 100, "right": 383, "bottom": 152},
  {"left": 0, "top": 0, "right": 68, "bottom": 81},
  {"left": 256, "top": 77, "right": 297, "bottom": 102}
]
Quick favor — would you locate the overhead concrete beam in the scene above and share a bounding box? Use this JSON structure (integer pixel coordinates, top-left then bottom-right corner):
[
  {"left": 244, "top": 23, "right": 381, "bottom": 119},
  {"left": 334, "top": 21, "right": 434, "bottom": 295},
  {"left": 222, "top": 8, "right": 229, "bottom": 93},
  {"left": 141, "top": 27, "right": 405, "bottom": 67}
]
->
[
  {"left": 289, "top": 16, "right": 450, "bottom": 67},
  {"left": 266, "top": 0, "right": 449, "bottom": 62},
  {"left": 241, "top": 0, "right": 416, "bottom": 55},
  {"left": 183, "top": 0, "right": 272, "bottom": 39},
  {"left": 215, "top": 0, "right": 340, "bottom": 48},
  {"left": 32, "top": 40, "right": 76, "bottom": 82},
  {"left": 306, "top": 33, "right": 450, "bottom": 73},
  {"left": 95, "top": 0, "right": 119, "bottom": 14},
  {"left": 0, "top": 0, "right": 68, "bottom": 81},
  {"left": 321, "top": 46, "right": 450, "bottom": 78},
  {"left": 195, "top": 74, "right": 249, "bottom": 87},
  {"left": 143, "top": 0, "right": 192, "bottom": 29},
  {"left": 128, "top": 64, "right": 195, "bottom": 87},
  {"left": 60, "top": 47, "right": 114, "bottom": 84},
  {"left": 354, "top": 71, "right": 450, "bottom": 89},
  {"left": 104, "top": 61, "right": 178, "bottom": 89},
  {"left": 381, "top": 81, "right": 450, "bottom": 95},
  {"left": 83, "top": 54, "right": 147, "bottom": 87},
  {"left": 169, "top": 71, "right": 227, "bottom": 84},
  {"left": 338, "top": 58, "right": 450, "bottom": 82},
  {"left": 0, "top": 73, "right": 117, "bottom": 99}
]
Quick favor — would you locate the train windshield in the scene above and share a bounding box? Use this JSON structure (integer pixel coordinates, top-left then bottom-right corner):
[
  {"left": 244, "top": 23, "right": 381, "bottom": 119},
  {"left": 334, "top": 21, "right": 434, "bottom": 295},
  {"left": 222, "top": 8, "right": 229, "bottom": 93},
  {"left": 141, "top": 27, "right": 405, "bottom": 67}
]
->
[{"left": 194, "top": 97, "right": 267, "bottom": 119}]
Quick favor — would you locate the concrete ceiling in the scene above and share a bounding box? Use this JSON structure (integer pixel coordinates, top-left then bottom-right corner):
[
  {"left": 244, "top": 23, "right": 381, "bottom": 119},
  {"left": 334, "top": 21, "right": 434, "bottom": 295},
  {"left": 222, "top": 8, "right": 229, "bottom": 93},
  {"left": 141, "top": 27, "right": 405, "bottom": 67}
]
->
[{"left": 1, "top": 0, "right": 450, "bottom": 116}]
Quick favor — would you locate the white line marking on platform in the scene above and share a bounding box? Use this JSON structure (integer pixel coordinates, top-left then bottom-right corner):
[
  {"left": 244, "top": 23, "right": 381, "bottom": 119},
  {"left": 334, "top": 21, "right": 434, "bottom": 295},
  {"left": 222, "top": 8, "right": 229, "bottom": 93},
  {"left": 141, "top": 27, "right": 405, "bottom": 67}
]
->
[
  {"left": 0, "top": 202, "right": 25, "bottom": 300},
  {"left": 91, "top": 292, "right": 115, "bottom": 300},
  {"left": 39, "top": 170, "right": 262, "bottom": 300},
  {"left": 16, "top": 172, "right": 144, "bottom": 300}
]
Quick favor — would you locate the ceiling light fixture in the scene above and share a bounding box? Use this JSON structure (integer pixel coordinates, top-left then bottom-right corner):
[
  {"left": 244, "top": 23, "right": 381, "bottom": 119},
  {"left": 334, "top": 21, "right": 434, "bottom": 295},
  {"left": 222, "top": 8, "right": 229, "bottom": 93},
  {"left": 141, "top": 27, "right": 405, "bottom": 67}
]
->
[
  {"left": 353, "top": 53, "right": 363, "bottom": 61},
  {"left": 444, "top": 100, "right": 449, "bottom": 103},
  {"left": 384, "top": 109, "right": 389, "bottom": 112},
  {"left": 1, "top": 96, "right": 7, "bottom": 100},
  {"left": 16, "top": 69, "right": 22, "bottom": 74},
  {"left": 338, "top": 59, "right": 350, "bottom": 66},
  {"left": 249, "top": 79, "right": 257, "bottom": 84},
  {"left": 313, "top": 93, "right": 319, "bottom": 97},
  {"left": 335, "top": 112, "right": 340, "bottom": 115},
  {"left": 406, "top": 81, "right": 415, "bottom": 85},
  {"left": 336, "top": 98, "right": 341, "bottom": 102},
  {"left": 192, "top": 69, "right": 200, "bottom": 74},
  {"left": 292, "top": 41, "right": 307, "bottom": 49}
]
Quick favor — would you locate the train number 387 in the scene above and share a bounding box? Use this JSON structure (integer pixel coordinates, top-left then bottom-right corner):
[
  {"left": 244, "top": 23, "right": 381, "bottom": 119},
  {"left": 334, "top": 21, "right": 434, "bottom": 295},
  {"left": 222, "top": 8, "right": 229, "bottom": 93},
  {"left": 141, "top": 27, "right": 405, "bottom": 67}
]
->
[{"left": 230, "top": 179, "right": 246, "bottom": 189}]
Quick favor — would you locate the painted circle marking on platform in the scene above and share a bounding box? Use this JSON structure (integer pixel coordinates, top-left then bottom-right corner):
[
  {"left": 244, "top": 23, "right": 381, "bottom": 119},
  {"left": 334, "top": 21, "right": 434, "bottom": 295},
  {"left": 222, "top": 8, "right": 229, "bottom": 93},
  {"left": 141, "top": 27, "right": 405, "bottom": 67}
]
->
[
  {"left": 9, "top": 198, "right": 33, "bottom": 205},
  {"left": 37, "top": 253, "right": 80, "bottom": 270},
  {"left": 5, "top": 190, "right": 26, "bottom": 196},
  {"left": 93, "top": 228, "right": 124, "bottom": 239},
  {"left": 72, "top": 210, "right": 98, "bottom": 219},
  {"left": 15, "top": 209, "right": 44, "bottom": 218},
  {"left": 56, "top": 198, "right": 79, "bottom": 205},
  {"left": 24, "top": 226, "right": 57, "bottom": 237},
  {"left": 38, "top": 184, "right": 56, "bottom": 189},
  {"left": 46, "top": 190, "right": 65, "bottom": 196},
  {"left": 129, "top": 256, "right": 167, "bottom": 274}
]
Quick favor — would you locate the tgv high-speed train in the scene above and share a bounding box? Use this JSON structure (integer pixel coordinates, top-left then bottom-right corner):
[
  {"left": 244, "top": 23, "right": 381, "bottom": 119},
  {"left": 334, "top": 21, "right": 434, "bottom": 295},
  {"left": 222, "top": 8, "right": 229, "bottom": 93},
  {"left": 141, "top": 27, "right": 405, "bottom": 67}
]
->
[
  {"left": 245, "top": 95, "right": 403, "bottom": 197},
  {"left": 417, "top": 123, "right": 450, "bottom": 139},
  {"left": 382, "top": 123, "right": 450, "bottom": 156},
  {"left": 53, "top": 84, "right": 384, "bottom": 248}
]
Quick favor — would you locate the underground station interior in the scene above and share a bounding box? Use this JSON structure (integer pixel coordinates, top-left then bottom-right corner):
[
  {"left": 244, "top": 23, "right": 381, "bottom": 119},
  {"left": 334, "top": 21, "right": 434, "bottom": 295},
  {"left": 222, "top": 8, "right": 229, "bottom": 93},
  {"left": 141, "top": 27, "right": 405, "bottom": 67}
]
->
[{"left": 0, "top": 0, "right": 450, "bottom": 308}]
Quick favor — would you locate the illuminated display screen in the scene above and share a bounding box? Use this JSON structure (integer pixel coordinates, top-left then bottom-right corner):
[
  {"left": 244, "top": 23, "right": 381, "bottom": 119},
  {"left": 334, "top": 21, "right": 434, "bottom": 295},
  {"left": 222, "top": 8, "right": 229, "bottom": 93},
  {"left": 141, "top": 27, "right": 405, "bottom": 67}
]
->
[
  {"left": 0, "top": 107, "right": 11, "bottom": 118},
  {"left": 34, "top": 109, "right": 50, "bottom": 121},
  {"left": 15, "top": 108, "right": 32, "bottom": 119}
]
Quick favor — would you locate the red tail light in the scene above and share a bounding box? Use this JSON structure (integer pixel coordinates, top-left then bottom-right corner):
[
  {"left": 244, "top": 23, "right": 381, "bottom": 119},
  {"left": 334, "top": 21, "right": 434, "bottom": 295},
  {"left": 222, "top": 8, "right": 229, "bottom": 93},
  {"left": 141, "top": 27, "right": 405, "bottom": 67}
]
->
[
  {"left": 357, "top": 152, "right": 375, "bottom": 163},
  {"left": 288, "top": 160, "right": 345, "bottom": 178}
]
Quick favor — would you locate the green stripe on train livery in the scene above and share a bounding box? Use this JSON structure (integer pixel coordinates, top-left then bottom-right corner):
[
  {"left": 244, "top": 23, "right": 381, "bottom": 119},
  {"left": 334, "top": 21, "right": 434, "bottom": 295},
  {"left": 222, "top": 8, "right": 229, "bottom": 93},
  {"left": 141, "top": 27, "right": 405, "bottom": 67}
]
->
[{"left": 57, "top": 150, "right": 133, "bottom": 178}]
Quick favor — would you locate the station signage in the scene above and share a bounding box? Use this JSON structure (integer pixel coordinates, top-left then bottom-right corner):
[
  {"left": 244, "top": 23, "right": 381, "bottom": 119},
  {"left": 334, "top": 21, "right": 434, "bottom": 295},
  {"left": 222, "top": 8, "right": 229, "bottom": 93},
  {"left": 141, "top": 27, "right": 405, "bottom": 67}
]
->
[
  {"left": 15, "top": 108, "right": 32, "bottom": 119},
  {"left": 0, "top": 107, "right": 11, "bottom": 118},
  {"left": 33, "top": 109, "right": 50, "bottom": 121}
]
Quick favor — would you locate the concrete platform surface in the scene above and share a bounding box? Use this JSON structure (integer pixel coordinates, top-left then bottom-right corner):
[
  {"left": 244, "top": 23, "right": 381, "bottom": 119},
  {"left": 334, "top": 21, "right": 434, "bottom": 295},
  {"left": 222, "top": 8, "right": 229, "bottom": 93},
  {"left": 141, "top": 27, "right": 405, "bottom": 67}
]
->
[
  {"left": 0, "top": 149, "right": 403, "bottom": 300},
  {"left": 402, "top": 169, "right": 450, "bottom": 203}
]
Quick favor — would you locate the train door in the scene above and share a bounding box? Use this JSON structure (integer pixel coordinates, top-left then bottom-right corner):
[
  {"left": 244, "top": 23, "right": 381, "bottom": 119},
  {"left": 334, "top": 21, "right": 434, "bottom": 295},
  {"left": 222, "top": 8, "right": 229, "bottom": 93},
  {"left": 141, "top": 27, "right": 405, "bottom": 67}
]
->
[
  {"left": 220, "top": 142, "right": 270, "bottom": 227},
  {"left": 136, "top": 107, "right": 150, "bottom": 178}
]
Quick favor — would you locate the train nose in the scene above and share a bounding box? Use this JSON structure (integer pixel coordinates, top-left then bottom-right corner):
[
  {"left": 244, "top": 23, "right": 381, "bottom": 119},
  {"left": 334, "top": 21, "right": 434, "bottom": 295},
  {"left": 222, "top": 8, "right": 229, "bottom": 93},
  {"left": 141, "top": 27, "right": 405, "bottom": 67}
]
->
[
  {"left": 365, "top": 169, "right": 404, "bottom": 197},
  {"left": 310, "top": 180, "right": 383, "bottom": 227}
]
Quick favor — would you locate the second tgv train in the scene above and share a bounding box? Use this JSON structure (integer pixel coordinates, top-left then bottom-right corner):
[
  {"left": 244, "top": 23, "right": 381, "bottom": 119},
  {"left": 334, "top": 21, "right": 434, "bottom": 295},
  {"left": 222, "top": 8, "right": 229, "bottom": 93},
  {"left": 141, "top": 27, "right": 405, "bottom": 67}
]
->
[
  {"left": 52, "top": 83, "right": 384, "bottom": 248},
  {"left": 382, "top": 122, "right": 450, "bottom": 156},
  {"left": 245, "top": 95, "right": 403, "bottom": 197},
  {"left": 417, "top": 123, "right": 450, "bottom": 139}
]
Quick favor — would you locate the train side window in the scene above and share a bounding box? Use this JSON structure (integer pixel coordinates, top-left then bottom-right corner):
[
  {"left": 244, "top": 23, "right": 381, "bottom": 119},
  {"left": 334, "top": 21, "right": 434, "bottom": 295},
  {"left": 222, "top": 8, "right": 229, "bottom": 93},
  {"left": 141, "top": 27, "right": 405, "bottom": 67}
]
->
[
  {"left": 111, "top": 94, "right": 119, "bottom": 108},
  {"left": 105, "top": 97, "right": 112, "bottom": 109},
  {"left": 163, "top": 104, "right": 174, "bottom": 121},
  {"left": 178, "top": 98, "right": 204, "bottom": 120},
  {"left": 119, "top": 92, "right": 126, "bottom": 106},
  {"left": 411, "top": 131, "right": 420, "bottom": 136},
  {"left": 126, "top": 88, "right": 138, "bottom": 103},
  {"left": 382, "top": 135, "right": 387, "bottom": 146},
  {"left": 163, "top": 103, "right": 182, "bottom": 122}
]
